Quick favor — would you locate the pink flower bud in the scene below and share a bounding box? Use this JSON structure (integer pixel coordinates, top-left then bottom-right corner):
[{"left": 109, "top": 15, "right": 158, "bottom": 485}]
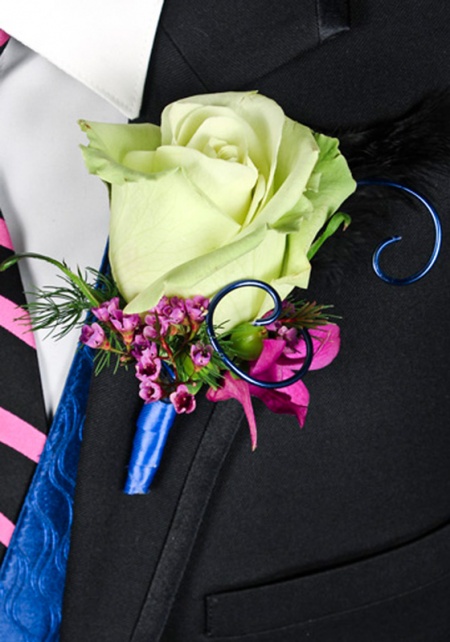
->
[{"left": 277, "top": 325, "right": 298, "bottom": 351}]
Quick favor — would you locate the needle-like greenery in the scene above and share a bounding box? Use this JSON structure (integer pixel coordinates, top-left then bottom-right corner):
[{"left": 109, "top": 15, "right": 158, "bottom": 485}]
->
[{"left": 0, "top": 253, "right": 120, "bottom": 339}]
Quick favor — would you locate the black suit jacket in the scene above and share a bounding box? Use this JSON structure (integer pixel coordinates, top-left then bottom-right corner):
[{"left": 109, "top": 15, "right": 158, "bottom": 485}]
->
[{"left": 61, "top": 2, "right": 450, "bottom": 640}]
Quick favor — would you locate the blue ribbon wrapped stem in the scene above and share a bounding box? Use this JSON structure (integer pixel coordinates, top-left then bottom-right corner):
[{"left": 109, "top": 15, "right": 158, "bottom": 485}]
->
[{"left": 124, "top": 401, "right": 177, "bottom": 494}]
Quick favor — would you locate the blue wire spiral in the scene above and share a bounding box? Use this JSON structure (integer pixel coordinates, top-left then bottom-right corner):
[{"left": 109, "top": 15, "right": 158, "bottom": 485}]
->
[
  {"left": 206, "top": 279, "right": 313, "bottom": 389},
  {"left": 357, "top": 179, "right": 442, "bottom": 285}
]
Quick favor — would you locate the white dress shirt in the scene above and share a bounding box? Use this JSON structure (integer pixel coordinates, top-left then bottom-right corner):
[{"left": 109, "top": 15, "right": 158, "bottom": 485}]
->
[{"left": 0, "top": 2, "right": 164, "bottom": 416}]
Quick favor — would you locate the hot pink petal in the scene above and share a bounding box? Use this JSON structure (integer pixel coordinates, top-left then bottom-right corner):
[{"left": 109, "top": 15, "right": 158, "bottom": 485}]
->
[
  {"left": 207, "top": 374, "right": 258, "bottom": 450},
  {"left": 280, "top": 323, "right": 340, "bottom": 371},
  {"left": 250, "top": 385, "right": 309, "bottom": 427},
  {"left": 249, "top": 340, "right": 297, "bottom": 386},
  {"left": 309, "top": 324, "right": 340, "bottom": 370},
  {"left": 247, "top": 338, "right": 311, "bottom": 426},
  {"left": 207, "top": 323, "right": 340, "bottom": 444},
  {"left": 250, "top": 339, "right": 286, "bottom": 377}
]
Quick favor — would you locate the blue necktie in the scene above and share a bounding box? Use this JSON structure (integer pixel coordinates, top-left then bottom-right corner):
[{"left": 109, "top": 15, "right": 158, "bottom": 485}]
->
[{"left": 0, "top": 341, "right": 94, "bottom": 640}]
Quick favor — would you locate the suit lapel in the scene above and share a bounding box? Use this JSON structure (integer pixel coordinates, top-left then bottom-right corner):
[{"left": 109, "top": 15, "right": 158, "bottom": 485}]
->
[
  {"left": 138, "top": 0, "right": 350, "bottom": 123},
  {"left": 158, "top": 0, "right": 349, "bottom": 90},
  {"left": 130, "top": 400, "right": 244, "bottom": 642},
  {"left": 62, "top": 363, "right": 243, "bottom": 640}
]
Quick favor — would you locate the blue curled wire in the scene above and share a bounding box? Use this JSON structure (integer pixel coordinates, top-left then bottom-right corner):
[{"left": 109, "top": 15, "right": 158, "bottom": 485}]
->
[
  {"left": 206, "top": 279, "right": 313, "bottom": 389},
  {"left": 357, "top": 179, "right": 442, "bottom": 285}
]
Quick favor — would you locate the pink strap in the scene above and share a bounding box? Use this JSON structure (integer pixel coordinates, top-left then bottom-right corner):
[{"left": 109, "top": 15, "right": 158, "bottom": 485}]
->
[
  {"left": 0, "top": 512, "right": 14, "bottom": 547},
  {"left": 0, "top": 407, "right": 46, "bottom": 462},
  {"left": 0, "top": 219, "right": 13, "bottom": 250},
  {"left": 0, "top": 295, "right": 36, "bottom": 348},
  {"left": 0, "top": 30, "right": 9, "bottom": 47}
]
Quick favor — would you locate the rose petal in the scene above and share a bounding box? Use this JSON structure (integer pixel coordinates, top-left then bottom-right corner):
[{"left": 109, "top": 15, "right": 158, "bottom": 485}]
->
[
  {"left": 79, "top": 120, "right": 161, "bottom": 184},
  {"left": 123, "top": 223, "right": 268, "bottom": 321},
  {"left": 109, "top": 171, "right": 240, "bottom": 304},
  {"left": 151, "top": 145, "right": 258, "bottom": 225}
]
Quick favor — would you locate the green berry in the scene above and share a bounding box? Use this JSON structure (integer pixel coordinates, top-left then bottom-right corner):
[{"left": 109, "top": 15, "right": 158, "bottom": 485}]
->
[{"left": 229, "top": 323, "right": 267, "bottom": 361}]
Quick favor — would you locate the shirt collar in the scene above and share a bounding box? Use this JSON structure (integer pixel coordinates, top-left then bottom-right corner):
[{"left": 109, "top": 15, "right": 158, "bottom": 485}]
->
[{"left": 1, "top": 0, "right": 164, "bottom": 119}]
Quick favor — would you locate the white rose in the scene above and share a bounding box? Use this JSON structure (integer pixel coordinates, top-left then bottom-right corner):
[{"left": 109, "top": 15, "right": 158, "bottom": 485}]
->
[{"left": 80, "top": 91, "right": 355, "bottom": 328}]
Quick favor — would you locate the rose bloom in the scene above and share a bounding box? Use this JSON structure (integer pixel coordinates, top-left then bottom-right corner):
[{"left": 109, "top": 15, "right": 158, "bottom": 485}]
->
[{"left": 80, "top": 92, "right": 355, "bottom": 329}]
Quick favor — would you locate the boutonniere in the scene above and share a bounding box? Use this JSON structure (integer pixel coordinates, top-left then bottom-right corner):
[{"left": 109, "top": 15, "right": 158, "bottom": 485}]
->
[{"left": 2, "top": 91, "right": 357, "bottom": 493}]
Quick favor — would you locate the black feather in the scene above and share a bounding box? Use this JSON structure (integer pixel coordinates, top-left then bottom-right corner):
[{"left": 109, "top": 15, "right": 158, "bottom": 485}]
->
[{"left": 311, "top": 91, "right": 450, "bottom": 287}]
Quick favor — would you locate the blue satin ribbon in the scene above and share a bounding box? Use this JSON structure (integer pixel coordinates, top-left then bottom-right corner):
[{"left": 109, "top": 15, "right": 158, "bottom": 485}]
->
[
  {"left": 124, "top": 401, "right": 176, "bottom": 495},
  {"left": 0, "top": 343, "right": 93, "bottom": 641}
]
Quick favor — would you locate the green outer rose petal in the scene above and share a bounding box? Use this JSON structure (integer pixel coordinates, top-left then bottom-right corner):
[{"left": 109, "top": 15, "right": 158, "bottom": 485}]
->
[
  {"left": 79, "top": 120, "right": 162, "bottom": 184},
  {"left": 306, "top": 133, "right": 356, "bottom": 218},
  {"left": 123, "top": 224, "right": 269, "bottom": 317},
  {"left": 251, "top": 119, "right": 319, "bottom": 229},
  {"left": 174, "top": 228, "right": 290, "bottom": 328},
  {"left": 278, "top": 131, "right": 356, "bottom": 286},
  {"left": 109, "top": 169, "right": 241, "bottom": 303}
]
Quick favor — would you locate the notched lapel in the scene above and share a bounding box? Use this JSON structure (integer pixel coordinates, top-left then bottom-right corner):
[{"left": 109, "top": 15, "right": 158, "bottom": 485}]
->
[{"left": 159, "top": 0, "right": 350, "bottom": 91}]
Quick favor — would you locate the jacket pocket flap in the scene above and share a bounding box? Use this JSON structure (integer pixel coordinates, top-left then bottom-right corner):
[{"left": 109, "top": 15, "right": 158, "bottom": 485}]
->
[{"left": 206, "top": 520, "right": 450, "bottom": 637}]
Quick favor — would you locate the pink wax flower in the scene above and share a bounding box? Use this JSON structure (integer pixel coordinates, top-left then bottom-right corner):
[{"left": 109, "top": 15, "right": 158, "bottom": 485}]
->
[
  {"left": 170, "top": 384, "right": 196, "bottom": 414},
  {"left": 143, "top": 312, "right": 169, "bottom": 339},
  {"left": 139, "top": 379, "right": 164, "bottom": 403},
  {"left": 185, "top": 295, "right": 209, "bottom": 323},
  {"left": 91, "top": 297, "right": 120, "bottom": 322},
  {"left": 131, "top": 331, "right": 158, "bottom": 361},
  {"left": 155, "top": 296, "right": 186, "bottom": 325},
  {"left": 190, "top": 342, "right": 213, "bottom": 368},
  {"left": 207, "top": 323, "right": 340, "bottom": 450},
  {"left": 110, "top": 309, "right": 141, "bottom": 332},
  {"left": 135, "top": 348, "right": 162, "bottom": 382},
  {"left": 110, "top": 309, "right": 141, "bottom": 345},
  {"left": 80, "top": 322, "right": 108, "bottom": 349}
]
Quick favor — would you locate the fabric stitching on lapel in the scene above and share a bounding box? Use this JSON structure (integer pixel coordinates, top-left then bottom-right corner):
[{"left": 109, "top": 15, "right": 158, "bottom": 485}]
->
[{"left": 130, "top": 399, "right": 245, "bottom": 642}]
